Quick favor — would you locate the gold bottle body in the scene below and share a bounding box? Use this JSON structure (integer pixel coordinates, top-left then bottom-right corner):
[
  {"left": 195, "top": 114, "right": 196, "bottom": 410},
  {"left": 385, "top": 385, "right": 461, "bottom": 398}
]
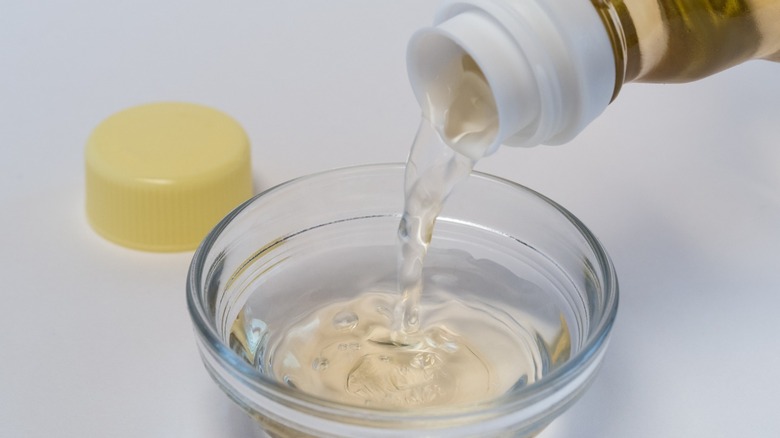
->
[{"left": 593, "top": 0, "right": 780, "bottom": 98}]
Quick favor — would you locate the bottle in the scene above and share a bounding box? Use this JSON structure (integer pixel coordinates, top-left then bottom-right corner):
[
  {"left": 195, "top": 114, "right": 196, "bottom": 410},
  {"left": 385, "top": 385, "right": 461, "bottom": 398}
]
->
[{"left": 406, "top": 0, "right": 780, "bottom": 157}]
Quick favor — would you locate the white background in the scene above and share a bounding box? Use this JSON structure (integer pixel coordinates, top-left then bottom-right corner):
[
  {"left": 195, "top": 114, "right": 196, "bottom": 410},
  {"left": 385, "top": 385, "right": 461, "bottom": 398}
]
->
[{"left": 2, "top": 2, "right": 779, "bottom": 437}]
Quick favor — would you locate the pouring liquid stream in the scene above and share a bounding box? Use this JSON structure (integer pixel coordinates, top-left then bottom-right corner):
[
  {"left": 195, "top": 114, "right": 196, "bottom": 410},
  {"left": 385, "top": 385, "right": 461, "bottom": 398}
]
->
[{"left": 393, "top": 54, "right": 499, "bottom": 339}]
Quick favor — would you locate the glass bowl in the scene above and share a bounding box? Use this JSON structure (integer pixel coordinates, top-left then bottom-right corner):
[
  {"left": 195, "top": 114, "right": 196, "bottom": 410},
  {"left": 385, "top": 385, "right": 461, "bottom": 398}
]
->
[{"left": 187, "top": 163, "right": 618, "bottom": 437}]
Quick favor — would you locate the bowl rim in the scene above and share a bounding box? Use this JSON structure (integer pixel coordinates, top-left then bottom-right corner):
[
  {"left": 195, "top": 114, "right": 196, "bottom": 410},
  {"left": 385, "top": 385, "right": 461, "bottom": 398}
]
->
[{"left": 186, "top": 162, "right": 619, "bottom": 424}]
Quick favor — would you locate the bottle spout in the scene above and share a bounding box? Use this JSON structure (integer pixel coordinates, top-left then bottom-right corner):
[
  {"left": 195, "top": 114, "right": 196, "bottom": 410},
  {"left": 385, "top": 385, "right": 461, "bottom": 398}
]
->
[
  {"left": 407, "top": 10, "right": 542, "bottom": 157},
  {"left": 407, "top": 1, "right": 616, "bottom": 154}
]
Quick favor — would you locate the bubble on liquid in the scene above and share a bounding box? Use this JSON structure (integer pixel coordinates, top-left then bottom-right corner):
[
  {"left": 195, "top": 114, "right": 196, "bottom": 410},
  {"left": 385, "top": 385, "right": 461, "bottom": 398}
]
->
[
  {"left": 332, "top": 310, "right": 359, "bottom": 331},
  {"left": 312, "top": 357, "right": 329, "bottom": 371},
  {"left": 410, "top": 352, "right": 440, "bottom": 370}
]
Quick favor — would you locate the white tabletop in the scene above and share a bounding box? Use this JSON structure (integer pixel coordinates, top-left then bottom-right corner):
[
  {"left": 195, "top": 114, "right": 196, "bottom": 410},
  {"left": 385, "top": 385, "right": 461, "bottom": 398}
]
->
[{"left": 2, "top": 2, "right": 779, "bottom": 437}]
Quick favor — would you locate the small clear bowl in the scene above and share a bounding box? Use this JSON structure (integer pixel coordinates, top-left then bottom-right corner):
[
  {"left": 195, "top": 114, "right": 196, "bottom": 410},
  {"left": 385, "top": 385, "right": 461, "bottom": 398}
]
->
[{"left": 187, "top": 164, "right": 618, "bottom": 437}]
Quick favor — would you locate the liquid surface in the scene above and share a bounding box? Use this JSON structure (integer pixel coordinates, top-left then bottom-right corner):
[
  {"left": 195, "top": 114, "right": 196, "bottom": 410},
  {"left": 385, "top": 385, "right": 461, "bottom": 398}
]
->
[{"left": 267, "top": 291, "right": 535, "bottom": 409}]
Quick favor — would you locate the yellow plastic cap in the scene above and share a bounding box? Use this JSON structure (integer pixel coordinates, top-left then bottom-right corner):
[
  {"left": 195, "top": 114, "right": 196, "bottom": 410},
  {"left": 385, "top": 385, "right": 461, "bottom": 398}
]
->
[{"left": 85, "top": 102, "right": 253, "bottom": 252}]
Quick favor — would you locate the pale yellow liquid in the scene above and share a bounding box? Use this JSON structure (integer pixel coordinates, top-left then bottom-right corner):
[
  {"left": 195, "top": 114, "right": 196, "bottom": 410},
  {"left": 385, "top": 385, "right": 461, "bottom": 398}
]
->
[
  {"left": 243, "top": 55, "right": 541, "bottom": 411},
  {"left": 267, "top": 291, "right": 537, "bottom": 409}
]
